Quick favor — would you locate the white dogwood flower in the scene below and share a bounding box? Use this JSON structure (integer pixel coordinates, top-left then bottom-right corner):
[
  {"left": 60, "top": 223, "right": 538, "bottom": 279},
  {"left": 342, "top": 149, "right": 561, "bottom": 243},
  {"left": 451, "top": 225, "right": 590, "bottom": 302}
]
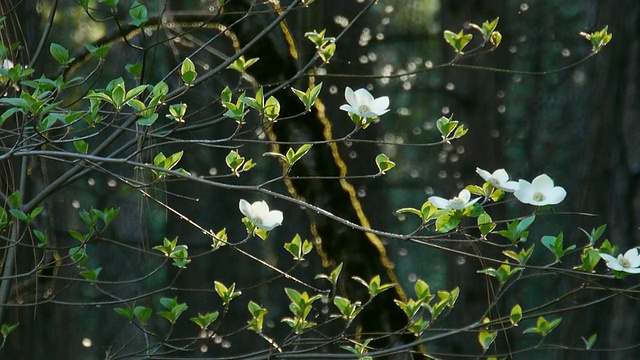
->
[
  {"left": 239, "top": 199, "right": 283, "bottom": 231},
  {"left": 514, "top": 174, "right": 566, "bottom": 206},
  {"left": 1, "top": 59, "right": 13, "bottom": 70},
  {"left": 429, "top": 189, "right": 480, "bottom": 210},
  {"left": 475, "top": 167, "right": 519, "bottom": 192},
  {"left": 599, "top": 248, "right": 640, "bottom": 274},
  {"left": 339, "top": 87, "right": 390, "bottom": 118}
]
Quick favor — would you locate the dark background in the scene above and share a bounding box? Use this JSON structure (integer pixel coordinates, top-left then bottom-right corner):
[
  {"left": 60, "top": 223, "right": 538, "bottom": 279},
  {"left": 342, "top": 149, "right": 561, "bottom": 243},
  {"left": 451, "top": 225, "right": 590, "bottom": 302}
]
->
[{"left": 0, "top": 0, "right": 638, "bottom": 359}]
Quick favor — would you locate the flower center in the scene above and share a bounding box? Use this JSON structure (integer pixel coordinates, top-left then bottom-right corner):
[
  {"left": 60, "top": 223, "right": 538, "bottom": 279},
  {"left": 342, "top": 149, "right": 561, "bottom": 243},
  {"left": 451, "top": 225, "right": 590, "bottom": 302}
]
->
[
  {"left": 619, "top": 256, "right": 631, "bottom": 268},
  {"left": 489, "top": 177, "right": 500, "bottom": 187},
  {"left": 450, "top": 197, "right": 466, "bottom": 208},
  {"left": 532, "top": 192, "right": 546, "bottom": 202},
  {"left": 253, "top": 215, "right": 263, "bottom": 225},
  {"left": 357, "top": 104, "right": 370, "bottom": 114}
]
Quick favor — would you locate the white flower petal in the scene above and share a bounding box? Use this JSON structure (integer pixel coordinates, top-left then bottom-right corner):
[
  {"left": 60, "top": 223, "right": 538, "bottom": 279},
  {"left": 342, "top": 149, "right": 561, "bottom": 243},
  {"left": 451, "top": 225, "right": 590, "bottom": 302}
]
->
[
  {"left": 467, "top": 197, "right": 481, "bottom": 208},
  {"left": 457, "top": 189, "right": 471, "bottom": 203},
  {"left": 239, "top": 199, "right": 253, "bottom": 219},
  {"left": 476, "top": 168, "right": 492, "bottom": 182},
  {"left": 605, "top": 261, "right": 624, "bottom": 271},
  {"left": 531, "top": 174, "right": 554, "bottom": 190},
  {"left": 544, "top": 187, "right": 567, "bottom": 205},
  {"left": 499, "top": 181, "right": 520, "bottom": 192},
  {"left": 252, "top": 200, "right": 270, "bottom": 215},
  {"left": 259, "top": 210, "right": 284, "bottom": 231},
  {"left": 369, "top": 96, "right": 390, "bottom": 115},
  {"left": 493, "top": 169, "right": 510, "bottom": 183},
  {"left": 514, "top": 180, "right": 535, "bottom": 204},
  {"left": 623, "top": 267, "right": 640, "bottom": 274},
  {"left": 344, "top": 87, "right": 357, "bottom": 107},
  {"left": 428, "top": 196, "right": 452, "bottom": 210},
  {"left": 625, "top": 248, "right": 640, "bottom": 268},
  {"left": 354, "top": 88, "right": 374, "bottom": 105},
  {"left": 598, "top": 253, "right": 617, "bottom": 263},
  {"left": 339, "top": 104, "right": 356, "bottom": 113}
]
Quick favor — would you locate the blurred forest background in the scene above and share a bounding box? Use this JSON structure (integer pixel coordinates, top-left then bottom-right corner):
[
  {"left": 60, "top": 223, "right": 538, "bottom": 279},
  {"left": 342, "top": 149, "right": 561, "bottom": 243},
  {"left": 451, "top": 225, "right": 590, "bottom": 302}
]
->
[{"left": 1, "top": 0, "right": 639, "bottom": 359}]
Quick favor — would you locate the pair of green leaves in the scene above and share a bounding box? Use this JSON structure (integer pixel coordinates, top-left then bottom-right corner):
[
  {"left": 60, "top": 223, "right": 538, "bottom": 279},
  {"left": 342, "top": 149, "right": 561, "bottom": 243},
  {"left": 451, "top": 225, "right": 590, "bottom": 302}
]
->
[
  {"left": 152, "top": 151, "right": 190, "bottom": 180},
  {"left": 291, "top": 83, "right": 322, "bottom": 112},
  {"left": 305, "top": 29, "right": 336, "bottom": 63},
  {"left": 85, "top": 77, "right": 147, "bottom": 112},
  {"left": 282, "top": 288, "right": 322, "bottom": 334},
  {"left": 436, "top": 115, "right": 468, "bottom": 143},
  {"left": 580, "top": 26, "right": 612, "bottom": 53},
  {"left": 153, "top": 237, "right": 191, "bottom": 268},
  {"left": 225, "top": 150, "right": 256, "bottom": 177},
  {"left": 239, "top": 86, "right": 281, "bottom": 121},
  {"left": 264, "top": 144, "right": 313, "bottom": 168},
  {"left": 444, "top": 18, "right": 501, "bottom": 54},
  {"left": 284, "top": 234, "right": 313, "bottom": 261}
]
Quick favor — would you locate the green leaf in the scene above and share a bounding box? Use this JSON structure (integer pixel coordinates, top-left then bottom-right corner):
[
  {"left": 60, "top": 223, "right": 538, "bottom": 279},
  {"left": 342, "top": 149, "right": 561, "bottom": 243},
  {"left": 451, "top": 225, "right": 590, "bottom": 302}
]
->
[
  {"left": 523, "top": 316, "right": 562, "bottom": 337},
  {"left": 510, "top": 304, "right": 522, "bottom": 326},
  {"left": 85, "top": 43, "right": 111, "bottom": 60},
  {"left": 375, "top": 153, "right": 395, "bottom": 174},
  {"left": 69, "top": 246, "right": 88, "bottom": 266},
  {"left": 574, "top": 248, "right": 601, "bottom": 273},
  {"left": 9, "top": 209, "right": 27, "bottom": 222},
  {"left": 581, "top": 333, "right": 597, "bottom": 350},
  {"left": 435, "top": 213, "right": 461, "bottom": 233},
  {"left": 99, "top": 0, "right": 120, "bottom": 8},
  {"left": 227, "top": 56, "right": 259, "bottom": 73},
  {"left": 79, "top": 267, "right": 102, "bottom": 281},
  {"left": 316, "top": 262, "right": 343, "bottom": 285},
  {"left": 181, "top": 58, "right": 197, "bottom": 85},
  {"left": 264, "top": 96, "right": 280, "bottom": 121},
  {"left": 541, "top": 232, "right": 576, "bottom": 261},
  {"left": 580, "top": 26, "right": 612, "bottom": 53},
  {"left": 225, "top": 150, "right": 245, "bottom": 176},
  {"left": 503, "top": 245, "right": 535, "bottom": 266},
  {"left": 396, "top": 207, "right": 422, "bottom": 218},
  {"left": 443, "top": 29, "right": 473, "bottom": 54},
  {"left": 246, "top": 301, "right": 267, "bottom": 332},
  {"left": 134, "top": 306, "right": 152, "bottom": 325},
  {"left": 318, "top": 43, "right": 336, "bottom": 63},
  {"left": 125, "top": 62, "right": 143, "bottom": 78},
  {"left": 435, "top": 114, "right": 467, "bottom": 143},
  {"left": 482, "top": 17, "right": 499, "bottom": 38},
  {"left": 284, "top": 234, "right": 313, "bottom": 261},
  {"left": 190, "top": 311, "right": 219, "bottom": 330},
  {"left": 497, "top": 216, "right": 535, "bottom": 244},
  {"left": 129, "top": 1, "right": 148, "bottom": 27},
  {"left": 478, "top": 264, "right": 522, "bottom": 285},
  {"left": 34, "top": 229, "right": 47, "bottom": 247},
  {"left": 1, "top": 323, "right": 19, "bottom": 338},
  {"left": 114, "top": 306, "right": 134, "bottom": 322},
  {"left": 579, "top": 224, "right": 607, "bottom": 246},
  {"left": 291, "top": 83, "right": 322, "bottom": 112},
  {"left": 158, "top": 297, "right": 188, "bottom": 324},
  {"left": 214, "top": 281, "right": 241, "bottom": 306},
  {"left": 478, "top": 330, "right": 497, "bottom": 350},
  {"left": 283, "top": 144, "right": 313, "bottom": 167},
  {"left": 73, "top": 139, "right": 89, "bottom": 154},
  {"left": 8, "top": 190, "right": 22, "bottom": 209},
  {"left": 477, "top": 212, "right": 496, "bottom": 237},
  {"left": 50, "top": 43, "right": 72, "bottom": 66}
]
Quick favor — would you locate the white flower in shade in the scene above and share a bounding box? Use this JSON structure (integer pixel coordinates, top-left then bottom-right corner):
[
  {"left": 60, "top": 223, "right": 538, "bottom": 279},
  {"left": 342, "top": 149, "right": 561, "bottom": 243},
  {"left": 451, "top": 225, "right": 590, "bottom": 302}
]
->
[
  {"left": 475, "top": 167, "right": 519, "bottom": 192},
  {"left": 599, "top": 248, "right": 640, "bottom": 274},
  {"left": 514, "top": 174, "right": 566, "bottom": 206},
  {"left": 339, "top": 87, "right": 390, "bottom": 118},
  {"left": 1, "top": 59, "right": 13, "bottom": 70},
  {"left": 429, "top": 189, "right": 480, "bottom": 210},
  {"left": 239, "top": 199, "right": 283, "bottom": 231}
]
